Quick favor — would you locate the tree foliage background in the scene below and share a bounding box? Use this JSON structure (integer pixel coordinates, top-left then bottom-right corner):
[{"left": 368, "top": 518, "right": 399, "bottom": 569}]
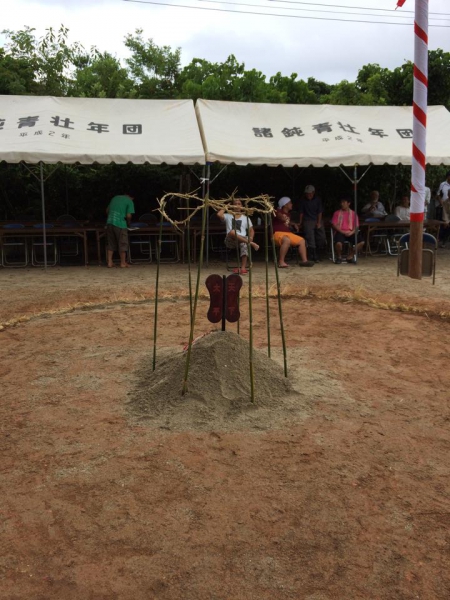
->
[{"left": 1, "top": 26, "right": 449, "bottom": 219}]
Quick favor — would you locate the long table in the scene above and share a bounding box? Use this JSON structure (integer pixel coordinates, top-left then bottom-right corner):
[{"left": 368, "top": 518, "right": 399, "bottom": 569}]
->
[
  {"left": 0, "top": 226, "right": 89, "bottom": 266},
  {"left": 92, "top": 225, "right": 184, "bottom": 265}
]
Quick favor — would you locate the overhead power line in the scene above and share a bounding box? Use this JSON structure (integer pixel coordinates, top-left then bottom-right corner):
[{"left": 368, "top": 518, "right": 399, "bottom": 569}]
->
[
  {"left": 180, "top": 0, "right": 450, "bottom": 21},
  {"left": 122, "top": 0, "right": 450, "bottom": 26},
  {"left": 266, "top": 0, "right": 450, "bottom": 16},
  {"left": 266, "top": 0, "right": 450, "bottom": 19}
]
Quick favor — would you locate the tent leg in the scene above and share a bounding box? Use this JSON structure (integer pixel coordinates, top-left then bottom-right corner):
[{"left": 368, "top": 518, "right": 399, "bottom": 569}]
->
[
  {"left": 65, "top": 164, "right": 69, "bottom": 214},
  {"left": 354, "top": 165, "right": 358, "bottom": 265},
  {"left": 40, "top": 162, "right": 48, "bottom": 270}
]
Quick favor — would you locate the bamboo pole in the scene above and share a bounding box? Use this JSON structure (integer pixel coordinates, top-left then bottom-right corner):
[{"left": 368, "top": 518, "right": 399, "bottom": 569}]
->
[
  {"left": 152, "top": 208, "right": 164, "bottom": 371},
  {"left": 186, "top": 196, "right": 193, "bottom": 324},
  {"left": 246, "top": 206, "right": 255, "bottom": 403},
  {"left": 264, "top": 212, "right": 271, "bottom": 357},
  {"left": 233, "top": 217, "right": 241, "bottom": 335},
  {"left": 269, "top": 218, "right": 288, "bottom": 378},
  {"left": 182, "top": 198, "right": 208, "bottom": 395}
]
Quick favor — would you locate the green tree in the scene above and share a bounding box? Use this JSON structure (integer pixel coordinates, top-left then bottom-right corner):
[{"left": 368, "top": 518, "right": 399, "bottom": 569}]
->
[
  {"left": 179, "top": 55, "right": 268, "bottom": 101},
  {"left": 1, "top": 25, "right": 83, "bottom": 96},
  {"left": 321, "top": 80, "right": 363, "bottom": 105},
  {"left": 267, "top": 72, "right": 317, "bottom": 104},
  {"left": 124, "top": 29, "right": 181, "bottom": 98},
  {"left": 355, "top": 63, "right": 391, "bottom": 105},
  {"left": 307, "top": 77, "right": 332, "bottom": 102},
  {"left": 70, "top": 51, "right": 137, "bottom": 98},
  {"left": 0, "top": 48, "right": 37, "bottom": 95}
]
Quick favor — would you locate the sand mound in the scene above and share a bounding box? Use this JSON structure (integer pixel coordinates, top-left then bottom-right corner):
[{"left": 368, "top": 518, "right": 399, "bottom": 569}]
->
[{"left": 128, "top": 331, "right": 308, "bottom": 431}]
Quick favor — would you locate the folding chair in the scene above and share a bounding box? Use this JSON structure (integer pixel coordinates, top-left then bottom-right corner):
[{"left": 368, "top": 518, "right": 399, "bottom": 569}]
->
[
  {"left": 364, "top": 217, "right": 390, "bottom": 255},
  {"left": 397, "top": 232, "right": 437, "bottom": 284},
  {"left": 1, "top": 224, "right": 29, "bottom": 267},
  {"left": 31, "top": 224, "right": 58, "bottom": 266},
  {"left": 128, "top": 222, "right": 152, "bottom": 264},
  {"left": 157, "top": 224, "right": 180, "bottom": 263},
  {"left": 223, "top": 240, "right": 241, "bottom": 272},
  {"left": 384, "top": 214, "right": 407, "bottom": 256},
  {"left": 329, "top": 228, "right": 353, "bottom": 263},
  {"left": 139, "top": 213, "right": 179, "bottom": 262},
  {"left": 56, "top": 214, "right": 81, "bottom": 260}
]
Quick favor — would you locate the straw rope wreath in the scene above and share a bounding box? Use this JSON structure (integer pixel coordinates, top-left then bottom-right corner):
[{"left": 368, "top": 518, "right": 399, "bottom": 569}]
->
[{"left": 155, "top": 189, "right": 275, "bottom": 229}]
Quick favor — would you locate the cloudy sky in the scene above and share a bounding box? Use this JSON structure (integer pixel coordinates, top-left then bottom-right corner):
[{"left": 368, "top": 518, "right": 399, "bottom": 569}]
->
[{"left": 2, "top": 0, "right": 450, "bottom": 83}]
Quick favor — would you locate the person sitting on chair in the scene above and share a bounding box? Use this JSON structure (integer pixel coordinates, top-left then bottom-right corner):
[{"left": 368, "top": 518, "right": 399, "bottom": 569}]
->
[
  {"left": 272, "top": 197, "right": 314, "bottom": 268},
  {"left": 331, "top": 196, "right": 364, "bottom": 264},
  {"left": 362, "top": 190, "right": 388, "bottom": 219},
  {"left": 217, "top": 198, "right": 259, "bottom": 275},
  {"left": 394, "top": 195, "right": 411, "bottom": 221}
]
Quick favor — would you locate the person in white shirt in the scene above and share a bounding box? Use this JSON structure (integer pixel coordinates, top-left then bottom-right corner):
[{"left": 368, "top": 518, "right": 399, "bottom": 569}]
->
[
  {"left": 394, "top": 195, "right": 411, "bottom": 221},
  {"left": 424, "top": 186, "right": 431, "bottom": 219},
  {"left": 437, "top": 171, "right": 450, "bottom": 220},
  {"left": 362, "top": 191, "right": 388, "bottom": 219},
  {"left": 218, "top": 198, "right": 259, "bottom": 275},
  {"left": 443, "top": 188, "right": 450, "bottom": 222},
  {"left": 439, "top": 188, "right": 450, "bottom": 247}
]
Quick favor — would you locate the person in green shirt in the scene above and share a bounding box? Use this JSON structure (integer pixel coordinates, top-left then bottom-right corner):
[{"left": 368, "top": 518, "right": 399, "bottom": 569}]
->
[{"left": 106, "top": 194, "right": 135, "bottom": 268}]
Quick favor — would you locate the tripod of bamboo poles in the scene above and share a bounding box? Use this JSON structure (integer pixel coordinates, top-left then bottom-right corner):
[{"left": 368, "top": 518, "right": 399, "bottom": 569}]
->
[{"left": 151, "top": 191, "right": 288, "bottom": 399}]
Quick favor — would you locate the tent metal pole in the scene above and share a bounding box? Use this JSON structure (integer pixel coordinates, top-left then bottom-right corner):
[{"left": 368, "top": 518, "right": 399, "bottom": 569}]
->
[
  {"left": 201, "top": 165, "right": 206, "bottom": 197},
  {"left": 40, "top": 162, "right": 48, "bottom": 270},
  {"left": 210, "top": 165, "right": 227, "bottom": 186},
  {"left": 65, "top": 164, "right": 69, "bottom": 213},
  {"left": 354, "top": 165, "right": 358, "bottom": 265},
  {"left": 205, "top": 163, "right": 211, "bottom": 267}
]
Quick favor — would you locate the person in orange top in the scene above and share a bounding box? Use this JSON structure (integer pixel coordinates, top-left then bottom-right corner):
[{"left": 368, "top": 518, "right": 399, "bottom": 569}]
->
[{"left": 272, "top": 197, "right": 314, "bottom": 268}]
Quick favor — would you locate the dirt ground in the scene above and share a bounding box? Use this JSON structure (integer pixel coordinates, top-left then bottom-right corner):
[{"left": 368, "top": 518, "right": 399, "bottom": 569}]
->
[{"left": 1, "top": 256, "right": 450, "bottom": 599}]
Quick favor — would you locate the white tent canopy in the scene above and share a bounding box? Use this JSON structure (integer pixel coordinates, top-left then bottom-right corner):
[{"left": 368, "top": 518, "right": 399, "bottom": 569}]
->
[
  {"left": 195, "top": 100, "right": 450, "bottom": 167},
  {"left": 0, "top": 96, "right": 205, "bottom": 165}
]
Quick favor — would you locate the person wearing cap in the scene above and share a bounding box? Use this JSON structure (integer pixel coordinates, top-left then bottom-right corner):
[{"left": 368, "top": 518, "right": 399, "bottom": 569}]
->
[
  {"left": 436, "top": 171, "right": 450, "bottom": 221},
  {"left": 331, "top": 196, "right": 364, "bottom": 264},
  {"left": 298, "top": 184, "right": 326, "bottom": 262},
  {"left": 272, "top": 197, "right": 314, "bottom": 268}
]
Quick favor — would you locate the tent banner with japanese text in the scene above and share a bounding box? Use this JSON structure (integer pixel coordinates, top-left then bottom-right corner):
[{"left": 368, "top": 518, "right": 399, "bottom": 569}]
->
[
  {"left": 195, "top": 99, "right": 450, "bottom": 167},
  {"left": 0, "top": 96, "right": 205, "bottom": 165}
]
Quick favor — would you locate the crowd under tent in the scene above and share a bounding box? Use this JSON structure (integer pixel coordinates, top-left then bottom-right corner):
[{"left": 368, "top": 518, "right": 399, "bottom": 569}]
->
[
  {"left": 195, "top": 99, "right": 450, "bottom": 262},
  {"left": 0, "top": 95, "right": 205, "bottom": 266}
]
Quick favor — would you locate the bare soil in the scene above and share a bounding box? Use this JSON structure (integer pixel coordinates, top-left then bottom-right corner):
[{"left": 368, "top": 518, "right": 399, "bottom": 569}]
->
[{"left": 1, "top": 259, "right": 450, "bottom": 599}]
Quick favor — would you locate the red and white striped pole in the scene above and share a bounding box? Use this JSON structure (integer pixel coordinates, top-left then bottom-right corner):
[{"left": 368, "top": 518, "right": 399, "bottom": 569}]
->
[{"left": 397, "top": 0, "right": 429, "bottom": 279}]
